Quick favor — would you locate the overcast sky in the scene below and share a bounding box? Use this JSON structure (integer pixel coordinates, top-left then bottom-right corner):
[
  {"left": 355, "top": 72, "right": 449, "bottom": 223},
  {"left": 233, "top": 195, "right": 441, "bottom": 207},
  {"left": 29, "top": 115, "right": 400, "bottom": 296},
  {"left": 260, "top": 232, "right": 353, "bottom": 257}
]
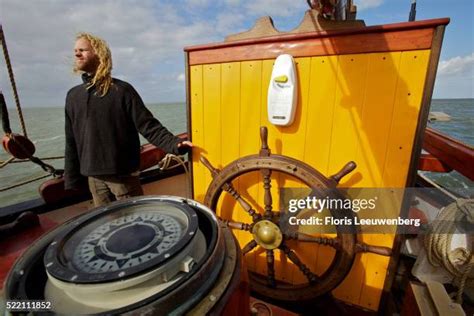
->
[{"left": 0, "top": 0, "right": 472, "bottom": 107}]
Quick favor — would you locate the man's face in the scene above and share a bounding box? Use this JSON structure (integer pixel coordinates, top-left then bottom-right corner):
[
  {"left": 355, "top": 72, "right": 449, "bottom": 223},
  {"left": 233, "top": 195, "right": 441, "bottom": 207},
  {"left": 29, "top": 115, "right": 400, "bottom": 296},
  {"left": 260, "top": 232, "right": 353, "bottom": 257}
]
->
[{"left": 74, "top": 38, "right": 98, "bottom": 73}]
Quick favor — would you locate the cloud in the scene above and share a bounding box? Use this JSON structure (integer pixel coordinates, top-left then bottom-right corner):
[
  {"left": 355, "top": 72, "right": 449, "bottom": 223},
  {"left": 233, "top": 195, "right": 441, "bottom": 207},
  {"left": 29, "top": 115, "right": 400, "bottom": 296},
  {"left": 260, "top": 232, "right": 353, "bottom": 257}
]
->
[
  {"left": 225, "top": 0, "right": 241, "bottom": 5},
  {"left": 438, "top": 53, "right": 474, "bottom": 76},
  {"left": 216, "top": 12, "right": 247, "bottom": 34},
  {"left": 356, "top": 0, "right": 384, "bottom": 11},
  {"left": 185, "top": 0, "right": 210, "bottom": 7},
  {"left": 177, "top": 73, "right": 185, "bottom": 81},
  {"left": 0, "top": 0, "right": 470, "bottom": 105},
  {"left": 244, "top": 0, "right": 307, "bottom": 18},
  {"left": 0, "top": 0, "right": 217, "bottom": 106}
]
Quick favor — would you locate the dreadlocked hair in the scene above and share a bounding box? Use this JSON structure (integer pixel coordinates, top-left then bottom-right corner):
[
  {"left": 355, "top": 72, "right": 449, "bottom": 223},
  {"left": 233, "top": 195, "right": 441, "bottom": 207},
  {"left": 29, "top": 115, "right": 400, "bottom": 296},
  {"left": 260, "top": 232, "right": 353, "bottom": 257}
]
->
[{"left": 74, "top": 32, "right": 113, "bottom": 97}]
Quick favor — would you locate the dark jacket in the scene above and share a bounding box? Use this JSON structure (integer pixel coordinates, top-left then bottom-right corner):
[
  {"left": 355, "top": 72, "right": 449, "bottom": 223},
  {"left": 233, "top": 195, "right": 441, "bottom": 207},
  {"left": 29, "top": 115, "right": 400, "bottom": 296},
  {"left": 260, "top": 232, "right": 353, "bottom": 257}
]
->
[{"left": 64, "top": 75, "right": 184, "bottom": 190}]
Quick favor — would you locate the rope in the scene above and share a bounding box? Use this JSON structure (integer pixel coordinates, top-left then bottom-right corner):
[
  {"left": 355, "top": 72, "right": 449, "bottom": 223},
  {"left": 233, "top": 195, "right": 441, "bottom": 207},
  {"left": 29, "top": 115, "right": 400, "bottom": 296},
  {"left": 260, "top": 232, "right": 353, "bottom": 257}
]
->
[
  {"left": 424, "top": 199, "right": 474, "bottom": 304},
  {"left": 157, "top": 154, "right": 191, "bottom": 198},
  {"left": 29, "top": 156, "right": 63, "bottom": 177},
  {"left": 0, "top": 24, "right": 27, "bottom": 137},
  {"left": 0, "top": 132, "right": 63, "bottom": 176},
  {"left": 0, "top": 155, "right": 64, "bottom": 164},
  {"left": 0, "top": 173, "right": 51, "bottom": 192},
  {"left": 0, "top": 156, "right": 15, "bottom": 168}
]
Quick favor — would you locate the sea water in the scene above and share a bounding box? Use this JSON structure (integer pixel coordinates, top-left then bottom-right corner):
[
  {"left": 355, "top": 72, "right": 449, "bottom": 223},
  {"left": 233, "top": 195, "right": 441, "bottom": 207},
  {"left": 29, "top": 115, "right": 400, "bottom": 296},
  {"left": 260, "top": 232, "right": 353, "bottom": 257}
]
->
[
  {"left": 0, "top": 99, "right": 472, "bottom": 208},
  {"left": 0, "top": 103, "right": 186, "bottom": 208}
]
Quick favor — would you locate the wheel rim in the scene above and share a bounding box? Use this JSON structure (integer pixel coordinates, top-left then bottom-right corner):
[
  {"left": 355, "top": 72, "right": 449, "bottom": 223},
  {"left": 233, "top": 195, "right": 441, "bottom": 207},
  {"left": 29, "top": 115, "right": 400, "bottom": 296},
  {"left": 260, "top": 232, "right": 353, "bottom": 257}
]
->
[{"left": 201, "top": 127, "right": 358, "bottom": 302}]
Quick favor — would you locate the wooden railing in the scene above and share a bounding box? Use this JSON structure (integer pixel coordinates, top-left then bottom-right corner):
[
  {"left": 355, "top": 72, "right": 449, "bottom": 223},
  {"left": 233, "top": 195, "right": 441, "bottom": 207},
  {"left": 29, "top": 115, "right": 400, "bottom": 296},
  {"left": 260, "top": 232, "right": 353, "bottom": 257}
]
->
[{"left": 418, "top": 127, "right": 474, "bottom": 181}]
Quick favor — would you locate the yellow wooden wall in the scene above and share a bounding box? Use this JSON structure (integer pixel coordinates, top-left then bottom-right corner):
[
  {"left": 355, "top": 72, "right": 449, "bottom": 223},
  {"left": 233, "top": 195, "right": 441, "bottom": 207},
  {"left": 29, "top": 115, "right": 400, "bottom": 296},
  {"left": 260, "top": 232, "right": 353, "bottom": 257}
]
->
[{"left": 189, "top": 50, "right": 430, "bottom": 310}]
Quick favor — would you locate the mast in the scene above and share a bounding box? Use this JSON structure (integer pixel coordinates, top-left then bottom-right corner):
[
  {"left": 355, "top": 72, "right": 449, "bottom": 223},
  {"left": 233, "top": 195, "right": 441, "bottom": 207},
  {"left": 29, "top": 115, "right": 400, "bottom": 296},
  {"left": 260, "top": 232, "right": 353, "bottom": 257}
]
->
[{"left": 409, "top": 0, "right": 417, "bottom": 21}]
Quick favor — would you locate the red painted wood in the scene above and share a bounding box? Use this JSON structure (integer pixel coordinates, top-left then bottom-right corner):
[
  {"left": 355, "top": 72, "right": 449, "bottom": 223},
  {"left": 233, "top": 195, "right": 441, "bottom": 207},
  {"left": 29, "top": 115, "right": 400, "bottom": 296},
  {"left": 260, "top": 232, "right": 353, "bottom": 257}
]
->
[
  {"left": 0, "top": 216, "right": 58, "bottom": 290},
  {"left": 422, "top": 128, "right": 474, "bottom": 180},
  {"left": 418, "top": 152, "right": 452, "bottom": 173},
  {"left": 184, "top": 18, "right": 450, "bottom": 52}
]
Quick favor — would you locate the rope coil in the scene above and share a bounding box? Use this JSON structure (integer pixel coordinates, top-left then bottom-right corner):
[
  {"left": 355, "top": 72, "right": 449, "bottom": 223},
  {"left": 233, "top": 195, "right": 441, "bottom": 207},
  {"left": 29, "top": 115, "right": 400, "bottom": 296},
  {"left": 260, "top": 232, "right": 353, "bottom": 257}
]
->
[
  {"left": 424, "top": 199, "right": 474, "bottom": 303},
  {"left": 157, "top": 153, "right": 190, "bottom": 198}
]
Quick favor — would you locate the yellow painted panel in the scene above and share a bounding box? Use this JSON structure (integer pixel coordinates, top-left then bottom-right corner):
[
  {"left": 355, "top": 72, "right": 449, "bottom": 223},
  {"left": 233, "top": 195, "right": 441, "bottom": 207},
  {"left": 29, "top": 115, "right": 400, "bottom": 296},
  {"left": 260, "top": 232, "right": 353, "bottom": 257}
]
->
[
  {"left": 304, "top": 55, "right": 338, "bottom": 175},
  {"left": 219, "top": 62, "right": 242, "bottom": 243},
  {"left": 190, "top": 65, "right": 206, "bottom": 202},
  {"left": 240, "top": 60, "right": 263, "bottom": 273},
  {"left": 359, "top": 50, "right": 430, "bottom": 309},
  {"left": 382, "top": 50, "right": 431, "bottom": 187},
  {"left": 354, "top": 52, "right": 401, "bottom": 188},
  {"left": 188, "top": 48, "right": 432, "bottom": 311},
  {"left": 220, "top": 62, "right": 241, "bottom": 166},
  {"left": 352, "top": 52, "right": 401, "bottom": 309},
  {"left": 202, "top": 64, "right": 222, "bottom": 195},
  {"left": 304, "top": 55, "right": 339, "bottom": 276},
  {"left": 329, "top": 53, "right": 369, "bottom": 305}
]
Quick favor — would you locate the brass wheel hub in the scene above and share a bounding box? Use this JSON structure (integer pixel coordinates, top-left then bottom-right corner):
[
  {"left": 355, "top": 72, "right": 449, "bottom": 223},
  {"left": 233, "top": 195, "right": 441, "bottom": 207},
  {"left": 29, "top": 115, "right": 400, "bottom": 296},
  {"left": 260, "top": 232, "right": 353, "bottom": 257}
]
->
[
  {"left": 200, "top": 126, "right": 392, "bottom": 302},
  {"left": 252, "top": 220, "right": 282, "bottom": 250}
]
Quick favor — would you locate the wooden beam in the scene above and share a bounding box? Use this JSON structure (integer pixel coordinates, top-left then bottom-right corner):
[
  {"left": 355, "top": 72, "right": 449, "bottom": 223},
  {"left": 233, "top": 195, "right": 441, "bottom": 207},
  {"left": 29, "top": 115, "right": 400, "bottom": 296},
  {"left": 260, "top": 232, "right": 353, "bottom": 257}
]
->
[
  {"left": 423, "top": 127, "right": 474, "bottom": 180},
  {"left": 418, "top": 152, "right": 452, "bottom": 173},
  {"left": 188, "top": 28, "right": 434, "bottom": 65}
]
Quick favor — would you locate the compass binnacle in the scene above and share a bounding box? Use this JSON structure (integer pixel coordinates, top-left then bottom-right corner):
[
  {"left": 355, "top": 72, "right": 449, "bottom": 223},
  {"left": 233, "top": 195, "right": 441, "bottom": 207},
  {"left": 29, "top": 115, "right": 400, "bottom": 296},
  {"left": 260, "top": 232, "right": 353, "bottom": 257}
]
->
[{"left": 44, "top": 200, "right": 198, "bottom": 283}]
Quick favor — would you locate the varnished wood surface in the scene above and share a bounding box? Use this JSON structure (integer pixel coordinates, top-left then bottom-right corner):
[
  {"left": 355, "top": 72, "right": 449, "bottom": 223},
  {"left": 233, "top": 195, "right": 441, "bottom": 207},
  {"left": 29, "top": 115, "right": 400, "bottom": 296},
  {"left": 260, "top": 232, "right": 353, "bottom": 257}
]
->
[{"left": 188, "top": 28, "right": 434, "bottom": 65}]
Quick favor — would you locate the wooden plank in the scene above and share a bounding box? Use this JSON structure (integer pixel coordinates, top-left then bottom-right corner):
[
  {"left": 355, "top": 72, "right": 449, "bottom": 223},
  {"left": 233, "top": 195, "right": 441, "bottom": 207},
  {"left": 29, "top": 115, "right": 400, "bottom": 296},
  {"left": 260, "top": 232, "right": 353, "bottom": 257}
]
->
[
  {"left": 381, "top": 50, "right": 430, "bottom": 187},
  {"left": 348, "top": 51, "right": 401, "bottom": 310},
  {"left": 304, "top": 55, "right": 339, "bottom": 277},
  {"left": 329, "top": 53, "right": 368, "bottom": 305},
  {"left": 240, "top": 60, "right": 263, "bottom": 273},
  {"left": 353, "top": 52, "right": 401, "bottom": 187},
  {"left": 188, "top": 28, "right": 433, "bottom": 65},
  {"left": 202, "top": 64, "right": 222, "bottom": 196},
  {"left": 190, "top": 65, "right": 206, "bottom": 202},
  {"left": 219, "top": 62, "right": 242, "bottom": 245},
  {"left": 422, "top": 128, "right": 474, "bottom": 180},
  {"left": 304, "top": 56, "right": 338, "bottom": 175},
  {"left": 186, "top": 18, "right": 449, "bottom": 52}
]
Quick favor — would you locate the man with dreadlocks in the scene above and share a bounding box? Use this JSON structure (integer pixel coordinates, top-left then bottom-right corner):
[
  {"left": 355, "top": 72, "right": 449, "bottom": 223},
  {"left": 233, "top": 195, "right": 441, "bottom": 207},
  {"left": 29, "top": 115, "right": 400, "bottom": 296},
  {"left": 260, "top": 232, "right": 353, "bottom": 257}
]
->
[{"left": 64, "top": 33, "right": 192, "bottom": 207}]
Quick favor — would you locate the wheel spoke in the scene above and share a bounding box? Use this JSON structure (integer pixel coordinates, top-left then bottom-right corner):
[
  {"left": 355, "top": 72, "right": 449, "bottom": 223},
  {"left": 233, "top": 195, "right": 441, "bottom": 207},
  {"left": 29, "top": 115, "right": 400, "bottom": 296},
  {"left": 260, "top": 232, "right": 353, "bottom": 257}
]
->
[
  {"left": 202, "top": 126, "right": 358, "bottom": 302},
  {"left": 223, "top": 183, "right": 262, "bottom": 222},
  {"left": 201, "top": 156, "right": 261, "bottom": 222},
  {"left": 266, "top": 249, "right": 276, "bottom": 287},
  {"left": 280, "top": 243, "right": 318, "bottom": 283},
  {"left": 355, "top": 242, "right": 392, "bottom": 256},
  {"left": 220, "top": 219, "right": 252, "bottom": 231},
  {"left": 285, "top": 232, "right": 339, "bottom": 249},
  {"left": 242, "top": 240, "right": 257, "bottom": 255},
  {"left": 261, "top": 168, "right": 273, "bottom": 219}
]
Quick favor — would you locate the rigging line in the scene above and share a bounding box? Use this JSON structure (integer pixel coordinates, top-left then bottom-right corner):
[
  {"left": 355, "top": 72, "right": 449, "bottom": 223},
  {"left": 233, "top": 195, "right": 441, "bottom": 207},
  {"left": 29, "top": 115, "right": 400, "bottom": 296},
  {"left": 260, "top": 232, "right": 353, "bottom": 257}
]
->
[
  {"left": 0, "top": 24, "right": 27, "bottom": 138},
  {"left": 0, "top": 155, "right": 64, "bottom": 164},
  {"left": 0, "top": 173, "right": 50, "bottom": 192},
  {"left": 0, "top": 156, "right": 14, "bottom": 168},
  {"left": 158, "top": 154, "right": 191, "bottom": 198}
]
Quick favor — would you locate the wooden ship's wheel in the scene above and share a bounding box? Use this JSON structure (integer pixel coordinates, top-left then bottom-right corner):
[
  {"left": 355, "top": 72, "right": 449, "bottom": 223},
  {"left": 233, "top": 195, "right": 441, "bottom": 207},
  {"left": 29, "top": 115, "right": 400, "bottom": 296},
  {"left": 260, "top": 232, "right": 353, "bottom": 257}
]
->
[{"left": 201, "top": 127, "right": 392, "bottom": 302}]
